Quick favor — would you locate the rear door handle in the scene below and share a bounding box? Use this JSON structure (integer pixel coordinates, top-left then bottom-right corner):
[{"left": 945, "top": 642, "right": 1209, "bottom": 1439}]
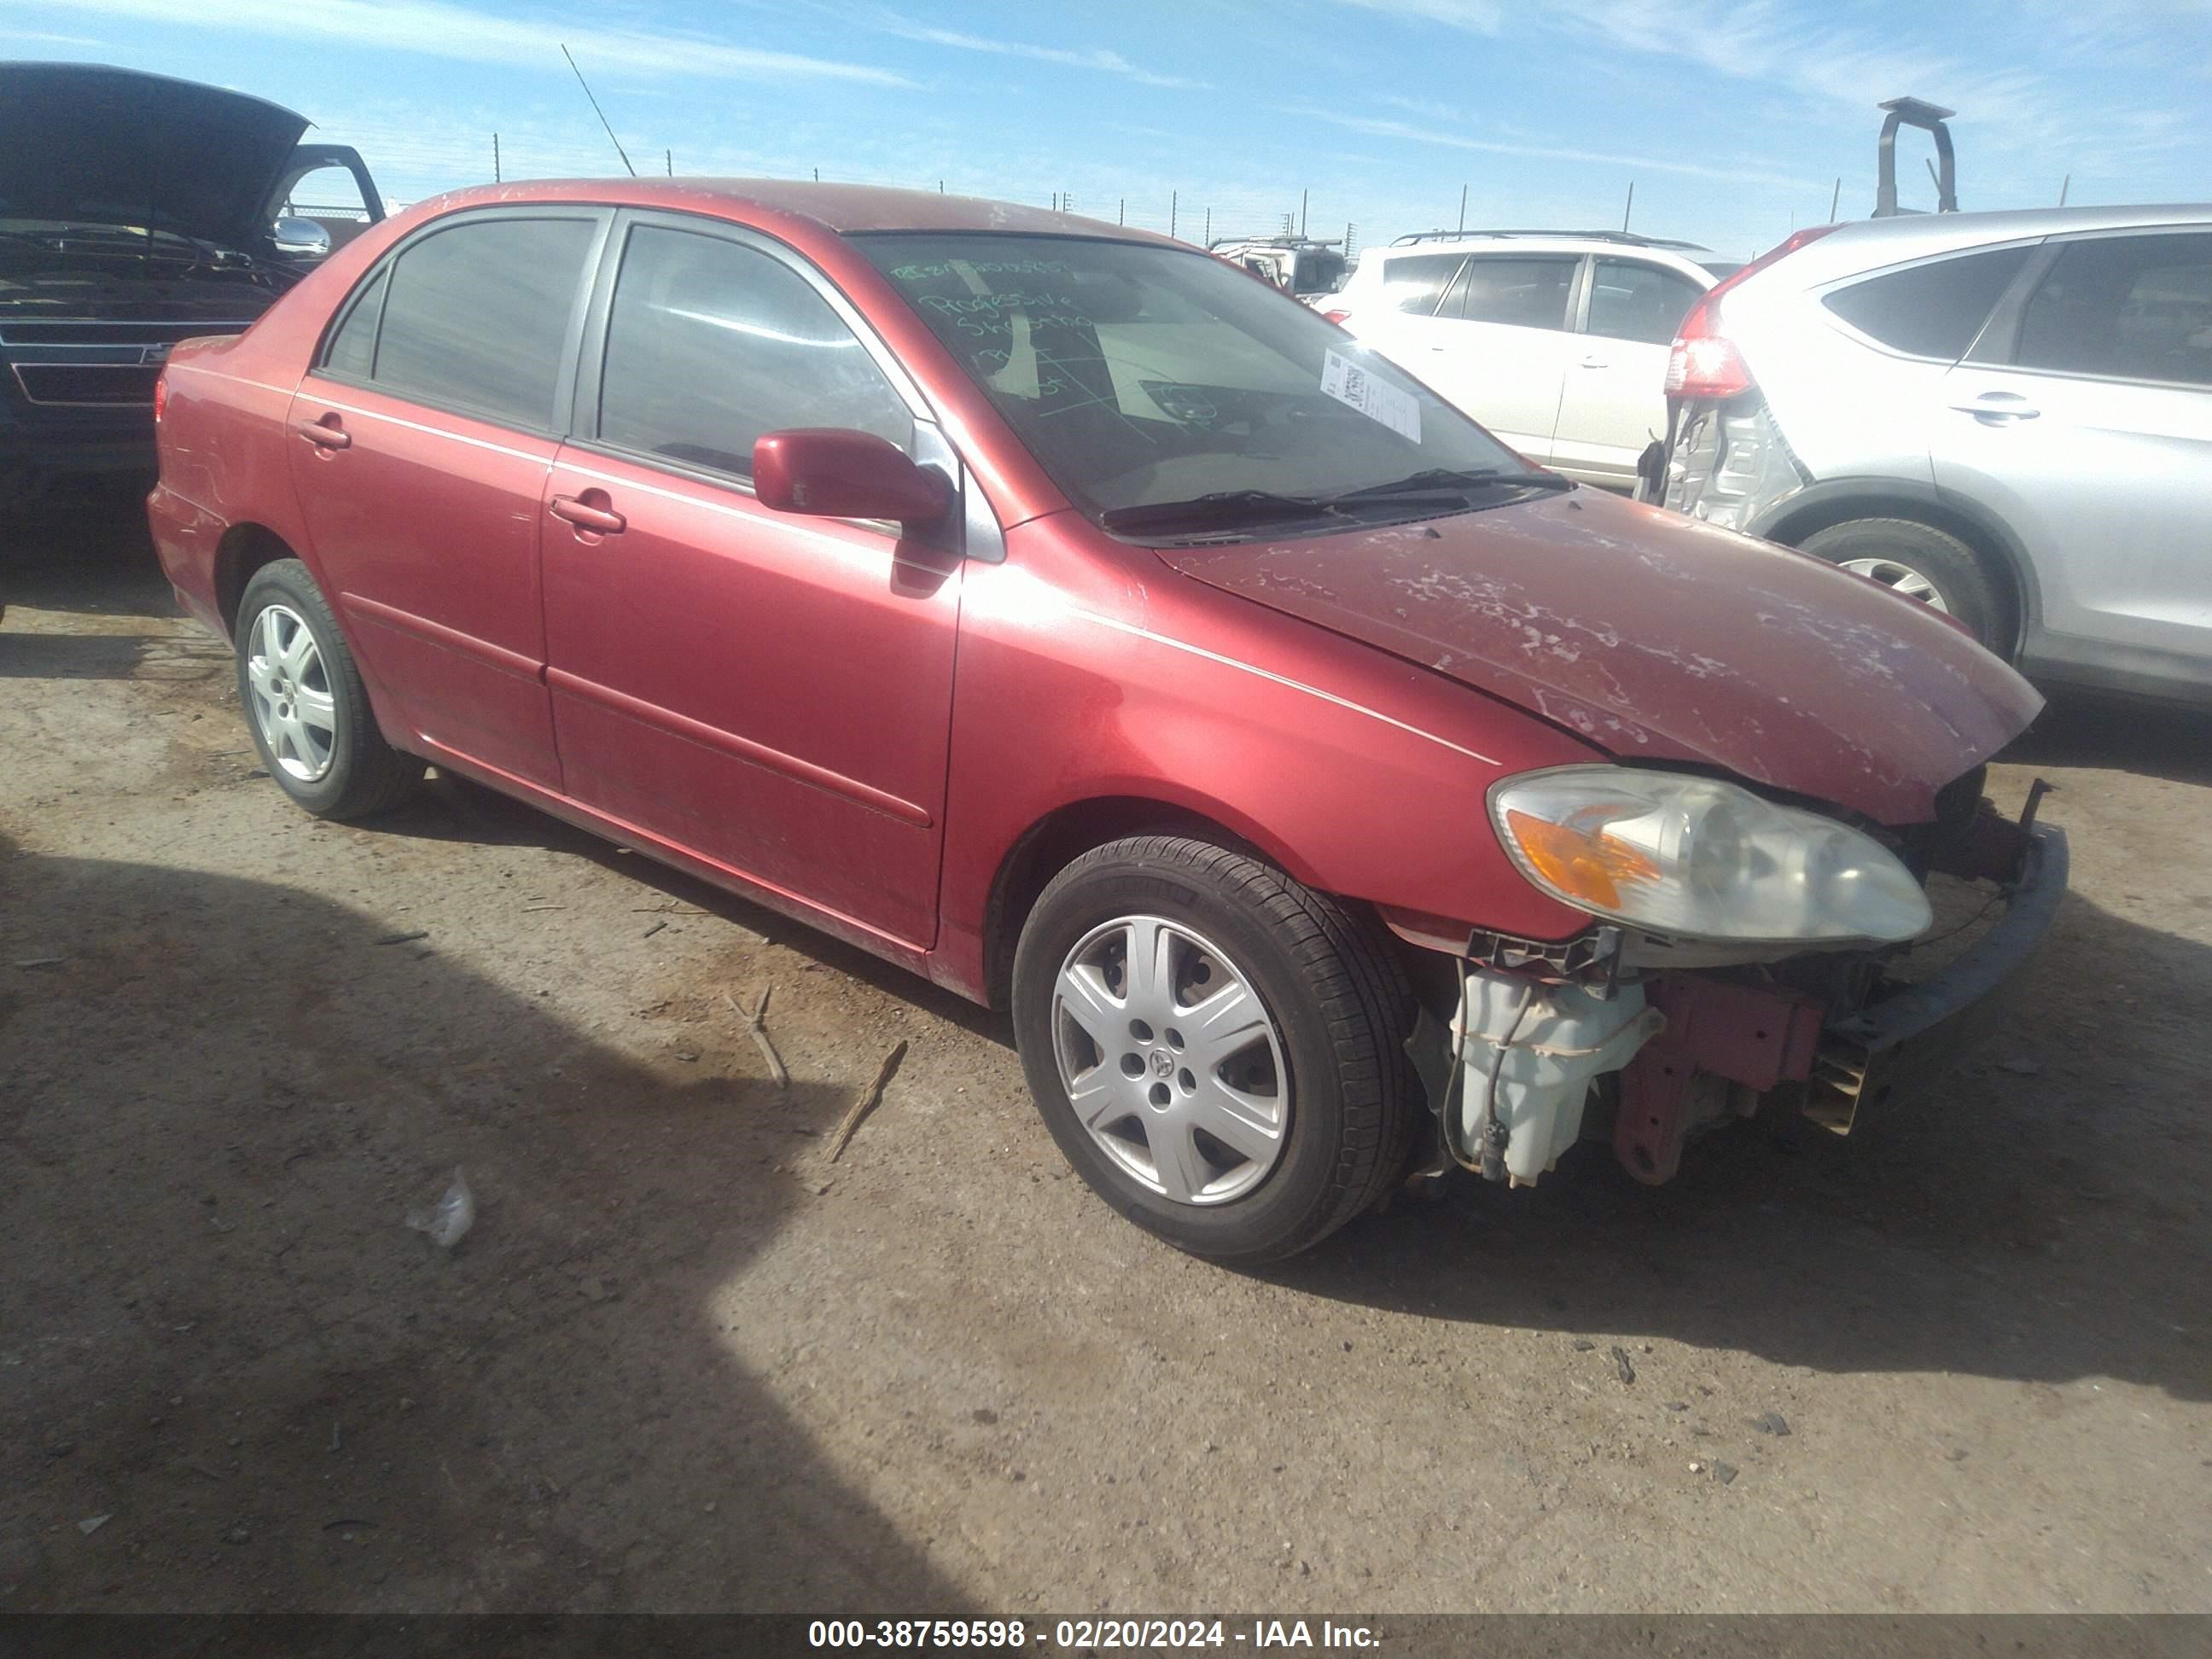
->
[
  {"left": 549, "top": 493, "right": 626, "bottom": 535},
  {"left": 293, "top": 415, "right": 350, "bottom": 450},
  {"left": 1579, "top": 354, "right": 1610, "bottom": 369},
  {"left": 1949, "top": 393, "right": 2040, "bottom": 421}
]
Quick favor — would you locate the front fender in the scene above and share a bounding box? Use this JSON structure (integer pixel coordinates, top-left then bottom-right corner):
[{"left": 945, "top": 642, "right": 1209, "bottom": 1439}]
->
[{"left": 930, "top": 523, "right": 1601, "bottom": 1001}]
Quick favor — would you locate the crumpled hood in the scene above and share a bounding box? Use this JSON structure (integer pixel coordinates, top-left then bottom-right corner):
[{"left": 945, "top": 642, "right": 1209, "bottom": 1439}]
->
[
  {"left": 0, "top": 62, "right": 308, "bottom": 251},
  {"left": 1154, "top": 487, "right": 2043, "bottom": 824}
]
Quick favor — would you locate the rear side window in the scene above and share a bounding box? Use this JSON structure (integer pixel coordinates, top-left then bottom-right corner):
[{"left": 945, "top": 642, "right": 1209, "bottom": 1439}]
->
[
  {"left": 1823, "top": 247, "right": 2030, "bottom": 359},
  {"left": 1382, "top": 254, "right": 1464, "bottom": 315},
  {"left": 2016, "top": 233, "right": 2212, "bottom": 387},
  {"left": 1588, "top": 259, "right": 1704, "bottom": 345},
  {"left": 322, "top": 266, "right": 385, "bottom": 381},
  {"left": 596, "top": 226, "right": 913, "bottom": 480},
  {"left": 1455, "top": 256, "right": 1578, "bottom": 330},
  {"left": 364, "top": 216, "right": 598, "bottom": 427}
]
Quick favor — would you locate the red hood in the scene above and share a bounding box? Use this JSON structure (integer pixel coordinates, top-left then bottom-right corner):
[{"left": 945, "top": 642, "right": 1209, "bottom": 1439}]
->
[{"left": 1154, "top": 488, "right": 2041, "bottom": 824}]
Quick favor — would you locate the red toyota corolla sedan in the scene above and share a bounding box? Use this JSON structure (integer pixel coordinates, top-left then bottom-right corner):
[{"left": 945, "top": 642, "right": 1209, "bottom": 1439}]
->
[{"left": 148, "top": 179, "right": 2065, "bottom": 1260}]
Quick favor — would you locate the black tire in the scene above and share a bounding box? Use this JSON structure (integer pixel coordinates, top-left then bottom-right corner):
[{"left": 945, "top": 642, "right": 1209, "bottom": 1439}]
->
[
  {"left": 234, "top": 558, "right": 423, "bottom": 821},
  {"left": 1798, "top": 516, "right": 2008, "bottom": 651},
  {"left": 1011, "top": 835, "right": 1417, "bottom": 1263}
]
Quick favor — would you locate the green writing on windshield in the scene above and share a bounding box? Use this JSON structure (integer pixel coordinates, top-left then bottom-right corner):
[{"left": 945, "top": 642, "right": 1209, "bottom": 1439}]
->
[{"left": 889, "top": 258, "right": 1073, "bottom": 282}]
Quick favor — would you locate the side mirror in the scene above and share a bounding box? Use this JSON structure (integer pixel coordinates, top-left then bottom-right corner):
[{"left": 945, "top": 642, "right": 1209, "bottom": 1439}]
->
[
  {"left": 271, "top": 216, "right": 333, "bottom": 259},
  {"left": 753, "top": 428, "right": 952, "bottom": 528}
]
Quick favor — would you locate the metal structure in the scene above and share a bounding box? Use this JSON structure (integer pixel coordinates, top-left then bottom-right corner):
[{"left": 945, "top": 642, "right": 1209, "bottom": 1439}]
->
[{"left": 1873, "top": 96, "right": 1958, "bottom": 218}]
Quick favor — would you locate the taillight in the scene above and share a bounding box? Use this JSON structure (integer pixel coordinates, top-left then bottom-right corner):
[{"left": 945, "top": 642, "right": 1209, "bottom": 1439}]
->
[
  {"left": 1665, "top": 224, "right": 1842, "bottom": 400},
  {"left": 152, "top": 372, "right": 167, "bottom": 423},
  {"left": 1322, "top": 308, "right": 1351, "bottom": 327}
]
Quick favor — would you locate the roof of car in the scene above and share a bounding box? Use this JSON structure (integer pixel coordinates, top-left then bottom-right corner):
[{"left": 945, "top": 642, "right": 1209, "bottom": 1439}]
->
[
  {"left": 1365, "top": 232, "right": 1722, "bottom": 265},
  {"left": 1737, "top": 201, "right": 2212, "bottom": 292},
  {"left": 415, "top": 178, "right": 1182, "bottom": 244},
  {"left": 1823, "top": 201, "right": 2212, "bottom": 252}
]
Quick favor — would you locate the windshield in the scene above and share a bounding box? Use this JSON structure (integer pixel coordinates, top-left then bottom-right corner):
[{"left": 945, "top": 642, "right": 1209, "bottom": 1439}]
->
[{"left": 853, "top": 232, "right": 1536, "bottom": 529}]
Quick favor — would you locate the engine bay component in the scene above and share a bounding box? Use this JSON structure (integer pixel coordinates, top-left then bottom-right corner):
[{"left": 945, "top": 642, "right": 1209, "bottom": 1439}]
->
[{"left": 1450, "top": 967, "right": 1664, "bottom": 1185}]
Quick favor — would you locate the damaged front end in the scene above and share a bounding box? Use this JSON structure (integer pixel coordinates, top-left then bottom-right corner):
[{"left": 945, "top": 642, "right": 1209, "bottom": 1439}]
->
[{"left": 1398, "top": 775, "right": 2066, "bottom": 1189}]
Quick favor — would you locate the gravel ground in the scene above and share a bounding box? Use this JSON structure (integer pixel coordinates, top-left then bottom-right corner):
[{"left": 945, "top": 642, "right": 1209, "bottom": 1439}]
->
[{"left": 3, "top": 494, "right": 2209, "bottom": 1615}]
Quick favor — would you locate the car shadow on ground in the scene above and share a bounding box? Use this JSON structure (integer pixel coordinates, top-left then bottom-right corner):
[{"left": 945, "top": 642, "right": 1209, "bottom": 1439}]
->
[
  {"left": 376, "top": 771, "right": 1016, "bottom": 1053},
  {"left": 2006, "top": 691, "right": 2212, "bottom": 789},
  {"left": 1261, "top": 884, "right": 2212, "bottom": 1404},
  {"left": 0, "top": 832, "right": 973, "bottom": 1612},
  {"left": 0, "top": 485, "right": 177, "bottom": 620}
]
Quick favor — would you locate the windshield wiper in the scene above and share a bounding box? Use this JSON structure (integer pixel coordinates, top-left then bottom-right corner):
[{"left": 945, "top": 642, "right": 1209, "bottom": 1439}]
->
[
  {"left": 1320, "top": 466, "right": 1572, "bottom": 504},
  {"left": 1099, "top": 489, "right": 1340, "bottom": 534}
]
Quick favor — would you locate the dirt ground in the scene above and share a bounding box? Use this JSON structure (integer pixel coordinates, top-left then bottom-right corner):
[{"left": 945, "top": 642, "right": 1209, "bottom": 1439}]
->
[{"left": 3, "top": 492, "right": 2209, "bottom": 1615}]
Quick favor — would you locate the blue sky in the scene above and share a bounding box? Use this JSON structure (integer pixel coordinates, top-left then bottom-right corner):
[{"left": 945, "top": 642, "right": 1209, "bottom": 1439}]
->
[{"left": 3, "top": 0, "right": 2206, "bottom": 258}]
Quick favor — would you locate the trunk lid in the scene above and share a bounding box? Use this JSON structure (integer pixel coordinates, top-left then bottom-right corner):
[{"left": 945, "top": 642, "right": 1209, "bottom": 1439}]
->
[{"left": 1152, "top": 488, "right": 2041, "bottom": 824}]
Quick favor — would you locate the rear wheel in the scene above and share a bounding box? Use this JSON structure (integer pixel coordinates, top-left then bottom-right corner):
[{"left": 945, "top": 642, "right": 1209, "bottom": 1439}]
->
[
  {"left": 1011, "top": 835, "right": 1417, "bottom": 1262},
  {"left": 235, "top": 559, "right": 422, "bottom": 821},
  {"left": 1799, "top": 517, "right": 2007, "bottom": 652}
]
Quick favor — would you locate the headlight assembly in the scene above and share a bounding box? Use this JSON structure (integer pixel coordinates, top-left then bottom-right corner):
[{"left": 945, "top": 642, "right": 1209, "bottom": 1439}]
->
[{"left": 1489, "top": 766, "right": 1931, "bottom": 945}]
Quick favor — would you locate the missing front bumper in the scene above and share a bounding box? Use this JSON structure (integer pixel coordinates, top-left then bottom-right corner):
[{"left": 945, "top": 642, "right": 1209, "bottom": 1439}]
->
[{"left": 1809, "top": 823, "right": 2069, "bottom": 1133}]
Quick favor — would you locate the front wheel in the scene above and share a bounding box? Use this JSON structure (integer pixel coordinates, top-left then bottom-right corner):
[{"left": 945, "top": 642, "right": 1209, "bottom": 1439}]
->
[
  {"left": 1799, "top": 517, "right": 2008, "bottom": 652},
  {"left": 235, "top": 558, "right": 423, "bottom": 821},
  {"left": 1011, "top": 835, "right": 1417, "bottom": 1262}
]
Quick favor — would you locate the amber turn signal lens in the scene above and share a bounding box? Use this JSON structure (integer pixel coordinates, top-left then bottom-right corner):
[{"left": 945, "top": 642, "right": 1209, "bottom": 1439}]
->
[{"left": 1504, "top": 809, "right": 1660, "bottom": 911}]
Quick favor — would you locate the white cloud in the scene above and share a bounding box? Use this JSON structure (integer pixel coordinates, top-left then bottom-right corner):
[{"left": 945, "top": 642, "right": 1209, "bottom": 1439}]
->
[
  {"left": 869, "top": 15, "right": 1207, "bottom": 88},
  {"left": 1336, "top": 0, "right": 1505, "bottom": 30},
  {"left": 1305, "top": 109, "right": 1819, "bottom": 190},
  {"left": 0, "top": 28, "right": 110, "bottom": 44},
  {"left": 33, "top": 0, "right": 915, "bottom": 86}
]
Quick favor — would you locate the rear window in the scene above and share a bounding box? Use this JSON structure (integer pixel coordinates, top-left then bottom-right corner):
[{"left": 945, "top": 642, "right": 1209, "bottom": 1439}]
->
[
  {"left": 1823, "top": 247, "right": 2031, "bottom": 359},
  {"left": 363, "top": 215, "right": 598, "bottom": 428}
]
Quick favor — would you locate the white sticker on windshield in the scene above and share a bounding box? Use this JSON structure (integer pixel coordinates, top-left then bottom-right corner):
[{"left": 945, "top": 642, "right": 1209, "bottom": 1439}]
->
[{"left": 1321, "top": 348, "right": 1421, "bottom": 444}]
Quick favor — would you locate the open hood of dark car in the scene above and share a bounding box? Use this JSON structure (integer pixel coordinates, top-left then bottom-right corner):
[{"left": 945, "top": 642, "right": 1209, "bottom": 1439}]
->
[
  {"left": 1154, "top": 487, "right": 2044, "bottom": 826},
  {"left": 0, "top": 62, "right": 308, "bottom": 250}
]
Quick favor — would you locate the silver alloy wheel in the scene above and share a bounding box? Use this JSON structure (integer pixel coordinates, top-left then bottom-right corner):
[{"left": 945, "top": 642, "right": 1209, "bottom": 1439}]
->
[
  {"left": 1838, "top": 556, "right": 1952, "bottom": 612},
  {"left": 244, "top": 602, "right": 338, "bottom": 783},
  {"left": 1051, "top": 914, "right": 1290, "bottom": 1207}
]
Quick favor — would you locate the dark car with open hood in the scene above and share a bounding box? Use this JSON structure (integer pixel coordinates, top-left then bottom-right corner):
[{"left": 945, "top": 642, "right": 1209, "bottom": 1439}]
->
[
  {"left": 0, "top": 62, "right": 381, "bottom": 507},
  {"left": 148, "top": 179, "right": 2066, "bottom": 1261}
]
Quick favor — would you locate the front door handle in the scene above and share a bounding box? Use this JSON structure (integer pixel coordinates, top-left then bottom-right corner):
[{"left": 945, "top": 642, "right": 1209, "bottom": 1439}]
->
[
  {"left": 549, "top": 492, "right": 626, "bottom": 535},
  {"left": 1949, "top": 393, "right": 2040, "bottom": 422},
  {"left": 1579, "top": 354, "right": 1610, "bottom": 369},
  {"left": 294, "top": 414, "right": 350, "bottom": 451}
]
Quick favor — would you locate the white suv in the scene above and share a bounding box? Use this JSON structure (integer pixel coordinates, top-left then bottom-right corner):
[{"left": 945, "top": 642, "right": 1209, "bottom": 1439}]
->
[
  {"left": 1654, "top": 204, "right": 2212, "bottom": 704},
  {"left": 1324, "top": 230, "right": 1738, "bottom": 488}
]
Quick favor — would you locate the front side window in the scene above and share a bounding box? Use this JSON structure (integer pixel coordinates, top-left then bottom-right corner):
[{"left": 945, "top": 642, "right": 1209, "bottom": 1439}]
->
[
  {"left": 855, "top": 232, "right": 1536, "bottom": 527},
  {"left": 2016, "top": 233, "right": 2212, "bottom": 387},
  {"left": 363, "top": 216, "right": 597, "bottom": 427},
  {"left": 1382, "top": 253, "right": 1464, "bottom": 315},
  {"left": 1823, "top": 246, "right": 2031, "bottom": 360},
  {"left": 597, "top": 225, "right": 913, "bottom": 479},
  {"left": 1587, "top": 259, "right": 1703, "bottom": 346},
  {"left": 1454, "top": 256, "right": 1578, "bottom": 330}
]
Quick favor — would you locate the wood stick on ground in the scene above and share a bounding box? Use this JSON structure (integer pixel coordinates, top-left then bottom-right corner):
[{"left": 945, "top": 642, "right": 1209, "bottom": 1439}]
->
[
  {"left": 727, "top": 987, "right": 789, "bottom": 1091},
  {"left": 826, "top": 1041, "right": 909, "bottom": 1163}
]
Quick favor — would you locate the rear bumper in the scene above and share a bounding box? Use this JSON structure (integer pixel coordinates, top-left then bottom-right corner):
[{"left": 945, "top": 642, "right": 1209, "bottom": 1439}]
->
[{"left": 1814, "top": 823, "right": 2068, "bottom": 1124}]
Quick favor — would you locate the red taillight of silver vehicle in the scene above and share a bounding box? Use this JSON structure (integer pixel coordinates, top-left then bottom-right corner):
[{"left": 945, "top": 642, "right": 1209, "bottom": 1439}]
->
[{"left": 1664, "top": 224, "right": 1842, "bottom": 399}]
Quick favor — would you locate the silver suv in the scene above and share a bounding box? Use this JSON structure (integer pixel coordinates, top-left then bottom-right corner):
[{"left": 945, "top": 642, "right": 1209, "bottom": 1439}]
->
[{"left": 1655, "top": 204, "right": 2212, "bottom": 706}]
